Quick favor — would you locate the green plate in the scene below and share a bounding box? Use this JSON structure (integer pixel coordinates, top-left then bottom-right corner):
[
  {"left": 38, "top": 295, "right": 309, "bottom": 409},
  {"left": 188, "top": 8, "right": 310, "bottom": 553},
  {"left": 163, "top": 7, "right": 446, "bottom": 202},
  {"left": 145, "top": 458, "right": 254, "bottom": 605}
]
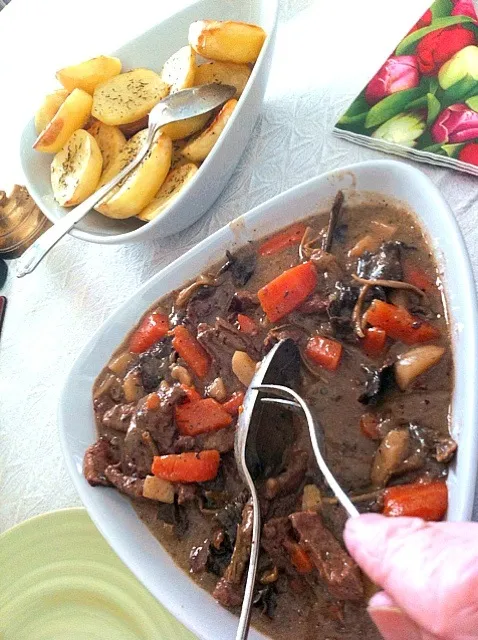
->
[{"left": 0, "top": 508, "right": 197, "bottom": 640}]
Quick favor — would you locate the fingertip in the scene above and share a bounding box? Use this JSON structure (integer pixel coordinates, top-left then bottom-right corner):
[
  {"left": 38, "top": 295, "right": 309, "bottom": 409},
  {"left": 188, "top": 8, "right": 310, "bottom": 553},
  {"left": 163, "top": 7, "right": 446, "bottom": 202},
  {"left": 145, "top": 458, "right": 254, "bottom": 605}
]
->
[
  {"left": 368, "top": 605, "right": 423, "bottom": 640},
  {"left": 344, "top": 513, "right": 386, "bottom": 555}
]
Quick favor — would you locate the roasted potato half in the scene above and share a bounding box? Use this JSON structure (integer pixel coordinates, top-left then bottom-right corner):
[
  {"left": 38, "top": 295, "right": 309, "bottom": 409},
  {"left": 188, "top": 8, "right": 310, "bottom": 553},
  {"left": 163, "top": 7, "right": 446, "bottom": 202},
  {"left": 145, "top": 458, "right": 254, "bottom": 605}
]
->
[
  {"left": 189, "top": 20, "right": 266, "bottom": 64},
  {"left": 51, "top": 129, "right": 103, "bottom": 206},
  {"left": 161, "top": 45, "right": 196, "bottom": 93},
  {"left": 34, "top": 89, "right": 70, "bottom": 135},
  {"left": 95, "top": 129, "right": 172, "bottom": 219},
  {"left": 92, "top": 69, "right": 170, "bottom": 126},
  {"left": 181, "top": 98, "right": 237, "bottom": 163},
  {"left": 194, "top": 61, "right": 251, "bottom": 98},
  {"left": 56, "top": 55, "right": 122, "bottom": 94},
  {"left": 161, "top": 112, "right": 210, "bottom": 141},
  {"left": 138, "top": 162, "right": 198, "bottom": 221},
  {"left": 85, "top": 120, "right": 126, "bottom": 171},
  {"left": 33, "top": 88, "right": 93, "bottom": 153}
]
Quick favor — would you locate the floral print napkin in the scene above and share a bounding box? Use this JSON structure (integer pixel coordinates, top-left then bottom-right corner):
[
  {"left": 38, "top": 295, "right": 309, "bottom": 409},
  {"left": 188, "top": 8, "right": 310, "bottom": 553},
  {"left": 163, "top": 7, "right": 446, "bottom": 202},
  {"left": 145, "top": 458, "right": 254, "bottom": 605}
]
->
[{"left": 334, "top": 0, "right": 478, "bottom": 176}]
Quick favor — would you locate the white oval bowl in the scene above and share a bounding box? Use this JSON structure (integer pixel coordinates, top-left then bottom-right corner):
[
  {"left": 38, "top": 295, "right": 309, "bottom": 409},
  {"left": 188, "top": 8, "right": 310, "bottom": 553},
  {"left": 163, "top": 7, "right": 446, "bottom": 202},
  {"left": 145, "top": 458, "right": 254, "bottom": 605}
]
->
[
  {"left": 19, "top": 0, "right": 279, "bottom": 245},
  {"left": 59, "top": 160, "right": 478, "bottom": 640}
]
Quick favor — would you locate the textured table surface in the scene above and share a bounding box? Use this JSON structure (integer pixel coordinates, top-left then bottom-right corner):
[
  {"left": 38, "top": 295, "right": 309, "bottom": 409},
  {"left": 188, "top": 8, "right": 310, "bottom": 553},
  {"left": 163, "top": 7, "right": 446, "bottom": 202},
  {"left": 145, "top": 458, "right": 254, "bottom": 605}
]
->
[{"left": 1, "top": 0, "right": 477, "bottom": 532}]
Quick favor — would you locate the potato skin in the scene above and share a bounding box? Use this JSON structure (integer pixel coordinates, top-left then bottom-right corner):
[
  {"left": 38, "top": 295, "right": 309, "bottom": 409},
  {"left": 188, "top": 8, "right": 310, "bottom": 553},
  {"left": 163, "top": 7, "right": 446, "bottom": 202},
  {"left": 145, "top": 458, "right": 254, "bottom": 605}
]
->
[
  {"left": 51, "top": 129, "right": 103, "bottom": 206},
  {"left": 161, "top": 112, "right": 210, "bottom": 141},
  {"left": 85, "top": 120, "right": 126, "bottom": 170},
  {"left": 34, "top": 89, "right": 69, "bottom": 135},
  {"left": 33, "top": 88, "right": 93, "bottom": 153},
  {"left": 95, "top": 130, "right": 172, "bottom": 219},
  {"left": 161, "top": 45, "right": 196, "bottom": 93},
  {"left": 138, "top": 162, "right": 198, "bottom": 221},
  {"left": 194, "top": 61, "right": 251, "bottom": 98},
  {"left": 56, "top": 55, "right": 122, "bottom": 94},
  {"left": 181, "top": 98, "right": 237, "bottom": 163},
  {"left": 92, "top": 69, "right": 169, "bottom": 126},
  {"left": 189, "top": 20, "right": 266, "bottom": 64}
]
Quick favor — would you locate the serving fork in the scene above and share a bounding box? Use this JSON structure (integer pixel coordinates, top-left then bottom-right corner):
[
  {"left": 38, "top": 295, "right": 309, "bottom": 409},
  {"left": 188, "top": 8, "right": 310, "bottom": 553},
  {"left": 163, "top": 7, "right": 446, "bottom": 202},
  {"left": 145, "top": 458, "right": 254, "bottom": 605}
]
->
[{"left": 234, "top": 339, "right": 359, "bottom": 640}]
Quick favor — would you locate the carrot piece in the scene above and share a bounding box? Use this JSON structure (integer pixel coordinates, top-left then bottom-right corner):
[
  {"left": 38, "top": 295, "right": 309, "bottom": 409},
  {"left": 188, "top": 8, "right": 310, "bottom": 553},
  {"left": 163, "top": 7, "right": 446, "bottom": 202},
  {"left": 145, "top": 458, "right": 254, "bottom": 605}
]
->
[
  {"left": 403, "top": 262, "right": 434, "bottom": 292},
  {"left": 305, "top": 336, "right": 342, "bottom": 371},
  {"left": 145, "top": 393, "right": 161, "bottom": 410},
  {"left": 222, "top": 391, "right": 245, "bottom": 415},
  {"left": 172, "top": 325, "right": 210, "bottom": 378},
  {"left": 175, "top": 398, "right": 233, "bottom": 436},
  {"left": 258, "top": 261, "right": 318, "bottom": 323},
  {"left": 359, "top": 412, "right": 381, "bottom": 440},
  {"left": 362, "top": 327, "right": 387, "bottom": 357},
  {"left": 258, "top": 223, "right": 307, "bottom": 257},
  {"left": 364, "top": 300, "right": 440, "bottom": 345},
  {"left": 237, "top": 313, "right": 258, "bottom": 335},
  {"left": 152, "top": 450, "right": 220, "bottom": 483},
  {"left": 283, "top": 540, "right": 314, "bottom": 574},
  {"left": 129, "top": 311, "right": 169, "bottom": 353},
  {"left": 179, "top": 384, "right": 202, "bottom": 403},
  {"left": 383, "top": 481, "right": 448, "bottom": 521}
]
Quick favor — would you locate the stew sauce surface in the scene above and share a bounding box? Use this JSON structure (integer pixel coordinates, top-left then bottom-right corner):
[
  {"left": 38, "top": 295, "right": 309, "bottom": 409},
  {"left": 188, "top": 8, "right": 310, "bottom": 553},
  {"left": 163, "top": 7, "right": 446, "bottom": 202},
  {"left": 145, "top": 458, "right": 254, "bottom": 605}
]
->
[{"left": 85, "top": 194, "right": 454, "bottom": 640}]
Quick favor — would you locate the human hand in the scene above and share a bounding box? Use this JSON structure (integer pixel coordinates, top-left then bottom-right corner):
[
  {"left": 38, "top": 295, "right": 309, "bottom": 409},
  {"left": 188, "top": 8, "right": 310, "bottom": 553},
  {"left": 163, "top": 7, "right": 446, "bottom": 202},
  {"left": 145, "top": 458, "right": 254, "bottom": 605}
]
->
[{"left": 344, "top": 513, "right": 478, "bottom": 640}]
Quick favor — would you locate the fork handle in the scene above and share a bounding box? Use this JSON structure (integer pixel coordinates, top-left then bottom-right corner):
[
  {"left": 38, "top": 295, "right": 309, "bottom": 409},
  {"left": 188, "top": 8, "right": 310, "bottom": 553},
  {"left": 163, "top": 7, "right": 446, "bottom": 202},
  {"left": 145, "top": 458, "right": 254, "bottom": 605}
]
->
[{"left": 16, "top": 127, "right": 156, "bottom": 278}]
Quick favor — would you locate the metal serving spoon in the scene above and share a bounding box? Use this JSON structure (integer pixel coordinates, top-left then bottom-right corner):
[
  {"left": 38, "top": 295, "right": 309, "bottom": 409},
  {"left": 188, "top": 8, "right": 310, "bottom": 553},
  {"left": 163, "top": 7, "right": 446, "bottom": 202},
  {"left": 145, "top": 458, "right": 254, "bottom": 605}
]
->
[
  {"left": 234, "top": 339, "right": 359, "bottom": 640},
  {"left": 234, "top": 339, "right": 301, "bottom": 640},
  {"left": 16, "top": 83, "right": 236, "bottom": 278}
]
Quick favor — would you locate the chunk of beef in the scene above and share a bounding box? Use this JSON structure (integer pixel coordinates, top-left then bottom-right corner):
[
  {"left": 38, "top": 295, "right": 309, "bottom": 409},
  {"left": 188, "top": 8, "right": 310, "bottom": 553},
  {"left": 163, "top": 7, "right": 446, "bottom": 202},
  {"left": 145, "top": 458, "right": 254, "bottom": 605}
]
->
[
  {"left": 102, "top": 402, "right": 135, "bottom": 432},
  {"left": 261, "top": 517, "right": 292, "bottom": 570},
  {"left": 213, "top": 577, "right": 243, "bottom": 607},
  {"left": 190, "top": 539, "right": 210, "bottom": 573},
  {"left": 123, "top": 384, "right": 184, "bottom": 476},
  {"left": 226, "top": 246, "right": 257, "bottom": 287},
  {"left": 298, "top": 292, "right": 329, "bottom": 315},
  {"left": 104, "top": 465, "right": 145, "bottom": 498},
  {"left": 83, "top": 438, "right": 117, "bottom": 486},
  {"left": 174, "top": 425, "right": 236, "bottom": 455},
  {"left": 186, "top": 274, "right": 235, "bottom": 327},
  {"left": 435, "top": 436, "right": 458, "bottom": 463},
  {"left": 357, "top": 241, "right": 403, "bottom": 282},
  {"left": 358, "top": 363, "right": 395, "bottom": 405},
  {"left": 138, "top": 338, "right": 173, "bottom": 392},
  {"left": 197, "top": 318, "right": 261, "bottom": 391},
  {"left": 264, "top": 449, "right": 308, "bottom": 499},
  {"left": 263, "top": 326, "right": 306, "bottom": 353},
  {"left": 229, "top": 290, "right": 259, "bottom": 313},
  {"left": 290, "top": 511, "right": 364, "bottom": 601},
  {"left": 177, "top": 484, "right": 197, "bottom": 505},
  {"left": 199, "top": 424, "right": 236, "bottom": 453}
]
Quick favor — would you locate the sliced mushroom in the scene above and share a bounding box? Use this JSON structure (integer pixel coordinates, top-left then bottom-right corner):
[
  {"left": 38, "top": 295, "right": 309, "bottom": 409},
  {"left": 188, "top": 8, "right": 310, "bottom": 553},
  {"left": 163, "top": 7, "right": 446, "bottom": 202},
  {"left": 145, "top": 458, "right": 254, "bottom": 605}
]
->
[
  {"left": 371, "top": 429, "right": 410, "bottom": 488},
  {"left": 394, "top": 345, "right": 445, "bottom": 391},
  {"left": 122, "top": 367, "right": 144, "bottom": 403},
  {"left": 302, "top": 484, "right": 322, "bottom": 511}
]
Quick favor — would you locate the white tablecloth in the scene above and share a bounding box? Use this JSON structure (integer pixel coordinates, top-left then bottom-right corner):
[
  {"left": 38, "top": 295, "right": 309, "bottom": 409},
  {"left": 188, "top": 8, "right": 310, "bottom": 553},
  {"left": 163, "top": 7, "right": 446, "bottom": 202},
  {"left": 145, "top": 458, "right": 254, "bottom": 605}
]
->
[{"left": 1, "top": 0, "right": 477, "bottom": 532}]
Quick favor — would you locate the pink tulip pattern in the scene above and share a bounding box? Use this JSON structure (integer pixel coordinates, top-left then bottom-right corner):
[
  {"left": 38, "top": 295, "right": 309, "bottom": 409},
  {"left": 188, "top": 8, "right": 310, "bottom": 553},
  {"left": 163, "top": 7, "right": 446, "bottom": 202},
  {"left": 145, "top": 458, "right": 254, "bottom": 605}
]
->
[{"left": 336, "top": 0, "right": 478, "bottom": 168}]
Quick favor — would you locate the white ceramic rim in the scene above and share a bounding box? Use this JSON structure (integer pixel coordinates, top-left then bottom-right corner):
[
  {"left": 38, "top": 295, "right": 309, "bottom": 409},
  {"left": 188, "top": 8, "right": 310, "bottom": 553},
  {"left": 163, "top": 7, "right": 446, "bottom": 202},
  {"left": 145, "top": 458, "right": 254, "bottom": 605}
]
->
[{"left": 59, "top": 159, "right": 478, "bottom": 639}]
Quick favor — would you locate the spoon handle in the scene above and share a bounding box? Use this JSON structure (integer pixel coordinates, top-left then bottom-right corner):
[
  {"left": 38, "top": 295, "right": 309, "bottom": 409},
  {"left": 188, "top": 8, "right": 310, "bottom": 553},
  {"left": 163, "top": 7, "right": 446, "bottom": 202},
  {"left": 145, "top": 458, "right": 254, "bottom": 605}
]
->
[
  {"left": 236, "top": 475, "right": 261, "bottom": 640},
  {"left": 16, "top": 127, "right": 156, "bottom": 278}
]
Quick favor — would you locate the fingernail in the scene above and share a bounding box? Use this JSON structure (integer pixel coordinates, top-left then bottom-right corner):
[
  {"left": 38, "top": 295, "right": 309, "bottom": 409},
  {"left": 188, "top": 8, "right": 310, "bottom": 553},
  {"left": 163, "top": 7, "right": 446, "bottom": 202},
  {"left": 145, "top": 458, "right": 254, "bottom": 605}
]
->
[
  {"left": 369, "top": 591, "right": 395, "bottom": 608},
  {"left": 368, "top": 605, "right": 423, "bottom": 640}
]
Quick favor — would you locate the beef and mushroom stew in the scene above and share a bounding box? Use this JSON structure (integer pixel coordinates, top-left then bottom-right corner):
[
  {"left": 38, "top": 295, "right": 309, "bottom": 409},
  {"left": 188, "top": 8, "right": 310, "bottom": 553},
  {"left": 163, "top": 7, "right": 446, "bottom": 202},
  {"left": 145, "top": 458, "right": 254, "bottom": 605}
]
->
[{"left": 84, "top": 192, "right": 455, "bottom": 640}]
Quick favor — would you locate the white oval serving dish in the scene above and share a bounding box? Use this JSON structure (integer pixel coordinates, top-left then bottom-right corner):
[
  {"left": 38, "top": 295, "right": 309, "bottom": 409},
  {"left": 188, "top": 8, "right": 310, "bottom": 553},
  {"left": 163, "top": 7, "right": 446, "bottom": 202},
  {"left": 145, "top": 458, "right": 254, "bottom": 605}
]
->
[
  {"left": 19, "top": 0, "right": 279, "bottom": 245},
  {"left": 59, "top": 160, "right": 478, "bottom": 640}
]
